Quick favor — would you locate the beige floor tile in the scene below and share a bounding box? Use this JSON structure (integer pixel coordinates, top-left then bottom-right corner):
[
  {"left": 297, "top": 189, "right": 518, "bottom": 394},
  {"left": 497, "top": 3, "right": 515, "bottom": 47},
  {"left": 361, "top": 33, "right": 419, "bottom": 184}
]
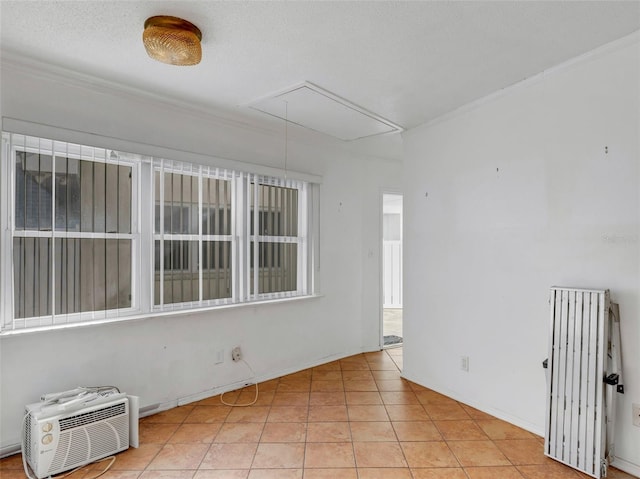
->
[
  {"left": 139, "top": 471, "right": 197, "bottom": 479},
  {"left": 414, "top": 391, "right": 458, "bottom": 407},
  {"left": 345, "top": 392, "right": 383, "bottom": 405},
  {"left": 306, "top": 422, "right": 351, "bottom": 442},
  {"left": 311, "top": 370, "right": 343, "bottom": 381},
  {"left": 343, "top": 380, "right": 379, "bottom": 392},
  {"left": 225, "top": 407, "right": 270, "bottom": 423},
  {"left": 266, "top": 406, "right": 308, "bottom": 423},
  {"left": 375, "top": 379, "right": 412, "bottom": 392},
  {"left": 310, "top": 380, "right": 345, "bottom": 392},
  {"left": 340, "top": 360, "right": 370, "bottom": 371},
  {"left": 392, "top": 421, "right": 442, "bottom": 442},
  {"left": 277, "top": 380, "right": 311, "bottom": 393},
  {"left": 139, "top": 423, "right": 181, "bottom": 444},
  {"left": 0, "top": 454, "right": 23, "bottom": 470},
  {"left": 379, "top": 391, "right": 420, "bottom": 405},
  {"left": 371, "top": 370, "right": 403, "bottom": 381},
  {"left": 271, "top": 393, "right": 310, "bottom": 407},
  {"left": 259, "top": 422, "right": 307, "bottom": 443},
  {"left": 312, "top": 361, "right": 341, "bottom": 372},
  {"left": 214, "top": 423, "right": 264, "bottom": 443},
  {"left": 476, "top": 420, "right": 535, "bottom": 440},
  {"left": 411, "top": 468, "right": 469, "bottom": 478},
  {"left": 423, "top": 403, "right": 471, "bottom": 421},
  {"left": 494, "top": 439, "right": 550, "bottom": 465},
  {"left": 347, "top": 405, "right": 389, "bottom": 422},
  {"left": 309, "top": 392, "right": 346, "bottom": 406},
  {"left": 147, "top": 444, "right": 209, "bottom": 470},
  {"left": 193, "top": 471, "right": 249, "bottom": 479},
  {"left": 459, "top": 404, "right": 496, "bottom": 421},
  {"left": 235, "top": 390, "right": 273, "bottom": 407},
  {"left": 358, "top": 468, "right": 413, "bottom": 478},
  {"left": 247, "top": 469, "right": 302, "bottom": 479},
  {"left": 353, "top": 442, "right": 407, "bottom": 468},
  {"left": 465, "top": 466, "right": 525, "bottom": 478},
  {"left": 342, "top": 370, "right": 375, "bottom": 381},
  {"left": 400, "top": 442, "right": 459, "bottom": 468},
  {"left": 385, "top": 404, "right": 430, "bottom": 421},
  {"left": 111, "top": 443, "right": 163, "bottom": 470},
  {"left": 169, "top": 423, "right": 222, "bottom": 443},
  {"left": 184, "top": 407, "right": 231, "bottom": 424},
  {"left": 251, "top": 443, "right": 305, "bottom": 469},
  {"left": 516, "top": 463, "right": 584, "bottom": 478},
  {"left": 304, "top": 443, "right": 355, "bottom": 468},
  {"left": 302, "top": 468, "right": 358, "bottom": 478},
  {"left": 307, "top": 405, "right": 349, "bottom": 422},
  {"left": 1, "top": 471, "right": 40, "bottom": 479},
  {"left": 93, "top": 472, "right": 142, "bottom": 479},
  {"left": 349, "top": 421, "right": 397, "bottom": 442},
  {"left": 434, "top": 420, "right": 489, "bottom": 441},
  {"left": 447, "top": 440, "right": 511, "bottom": 467},
  {"left": 143, "top": 407, "right": 195, "bottom": 424},
  {"left": 200, "top": 444, "right": 258, "bottom": 469}
]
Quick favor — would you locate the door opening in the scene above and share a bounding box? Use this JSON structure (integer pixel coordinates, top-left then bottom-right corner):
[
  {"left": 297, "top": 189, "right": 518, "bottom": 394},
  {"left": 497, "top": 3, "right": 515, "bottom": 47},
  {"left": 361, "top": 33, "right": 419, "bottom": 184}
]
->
[{"left": 382, "top": 193, "right": 403, "bottom": 347}]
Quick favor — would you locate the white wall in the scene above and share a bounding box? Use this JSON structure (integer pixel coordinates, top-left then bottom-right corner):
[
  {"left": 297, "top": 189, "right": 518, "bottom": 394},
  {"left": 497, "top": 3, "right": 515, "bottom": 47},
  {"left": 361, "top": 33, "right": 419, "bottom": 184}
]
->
[
  {"left": 0, "top": 59, "right": 400, "bottom": 451},
  {"left": 402, "top": 35, "right": 640, "bottom": 474}
]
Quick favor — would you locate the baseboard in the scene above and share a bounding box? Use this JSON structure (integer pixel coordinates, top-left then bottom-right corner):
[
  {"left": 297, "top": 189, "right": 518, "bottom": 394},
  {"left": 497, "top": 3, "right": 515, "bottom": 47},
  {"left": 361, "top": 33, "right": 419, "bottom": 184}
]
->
[
  {"left": 612, "top": 456, "right": 640, "bottom": 478},
  {"left": 176, "top": 349, "right": 363, "bottom": 407},
  {"left": 400, "top": 371, "right": 544, "bottom": 436}
]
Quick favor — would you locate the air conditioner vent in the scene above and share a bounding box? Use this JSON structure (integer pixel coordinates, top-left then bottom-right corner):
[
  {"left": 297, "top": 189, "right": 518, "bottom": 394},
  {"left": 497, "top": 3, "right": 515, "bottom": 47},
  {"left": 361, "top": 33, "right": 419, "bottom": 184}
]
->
[{"left": 59, "top": 403, "right": 126, "bottom": 431}]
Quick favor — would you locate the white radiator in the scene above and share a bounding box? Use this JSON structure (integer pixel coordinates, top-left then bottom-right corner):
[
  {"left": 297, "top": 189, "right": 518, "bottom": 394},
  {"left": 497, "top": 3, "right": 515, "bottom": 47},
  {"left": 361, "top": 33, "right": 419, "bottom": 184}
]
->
[{"left": 544, "top": 287, "right": 623, "bottom": 479}]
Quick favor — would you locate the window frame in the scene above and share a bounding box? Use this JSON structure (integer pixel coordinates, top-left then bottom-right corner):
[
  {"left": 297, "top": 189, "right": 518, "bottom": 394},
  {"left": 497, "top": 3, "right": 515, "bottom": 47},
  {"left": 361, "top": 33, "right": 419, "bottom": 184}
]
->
[
  {"left": 2, "top": 133, "right": 140, "bottom": 331},
  {"left": 0, "top": 130, "right": 319, "bottom": 334}
]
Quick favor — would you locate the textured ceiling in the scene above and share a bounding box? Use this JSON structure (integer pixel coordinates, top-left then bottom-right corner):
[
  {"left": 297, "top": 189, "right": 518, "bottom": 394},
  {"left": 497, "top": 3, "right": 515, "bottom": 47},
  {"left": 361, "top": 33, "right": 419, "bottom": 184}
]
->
[{"left": 1, "top": 1, "right": 639, "bottom": 159}]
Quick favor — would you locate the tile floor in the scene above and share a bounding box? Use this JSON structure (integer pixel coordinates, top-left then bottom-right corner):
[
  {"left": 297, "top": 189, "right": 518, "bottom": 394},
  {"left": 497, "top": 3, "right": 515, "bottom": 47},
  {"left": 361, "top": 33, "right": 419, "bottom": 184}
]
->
[{"left": 1, "top": 347, "right": 637, "bottom": 479}]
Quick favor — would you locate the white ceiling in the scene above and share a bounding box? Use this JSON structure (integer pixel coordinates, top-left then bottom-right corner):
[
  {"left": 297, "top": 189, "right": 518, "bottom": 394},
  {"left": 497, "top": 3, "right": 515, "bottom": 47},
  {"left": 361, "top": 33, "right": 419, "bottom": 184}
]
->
[{"left": 1, "top": 1, "right": 639, "bottom": 160}]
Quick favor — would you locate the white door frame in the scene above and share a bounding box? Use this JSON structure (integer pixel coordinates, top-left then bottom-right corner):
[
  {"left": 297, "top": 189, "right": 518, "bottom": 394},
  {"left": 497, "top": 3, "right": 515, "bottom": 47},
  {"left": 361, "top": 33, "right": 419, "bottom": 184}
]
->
[{"left": 379, "top": 189, "right": 403, "bottom": 349}]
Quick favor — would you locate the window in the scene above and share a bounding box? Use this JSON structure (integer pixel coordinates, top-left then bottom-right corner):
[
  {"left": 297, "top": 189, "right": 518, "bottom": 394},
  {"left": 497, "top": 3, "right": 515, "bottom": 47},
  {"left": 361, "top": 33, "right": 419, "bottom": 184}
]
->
[
  {"left": 249, "top": 178, "right": 305, "bottom": 296},
  {"left": 3, "top": 133, "right": 137, "bottom": 331},
  {"left": 153, "top": 162, "right": 234, "bottom": 308},
  {"left": 0, "top": 132, "right": 317, "bottom": 332}
]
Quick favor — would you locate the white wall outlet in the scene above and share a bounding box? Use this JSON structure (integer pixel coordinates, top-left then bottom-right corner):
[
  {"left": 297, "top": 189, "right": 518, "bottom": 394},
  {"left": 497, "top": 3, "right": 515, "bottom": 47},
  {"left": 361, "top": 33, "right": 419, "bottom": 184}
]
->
[
  {"left": 214, "top": 350, "right": 224, "bottom": 365},
  {"left": 633, "top": 403, "right": 640, "bottom": 427},
  {"left": 232, "top": 346, "right": 242, "bottom": 362},
  {"left": 460, "top": 356, "right": 469, "bottom": 372}
]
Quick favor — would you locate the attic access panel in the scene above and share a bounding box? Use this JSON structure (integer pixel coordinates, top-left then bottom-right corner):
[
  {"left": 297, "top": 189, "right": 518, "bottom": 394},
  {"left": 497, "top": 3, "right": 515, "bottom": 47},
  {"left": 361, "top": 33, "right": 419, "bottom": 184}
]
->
[{"left": 248, "top": 82, "right": 403, "bottom": 141}]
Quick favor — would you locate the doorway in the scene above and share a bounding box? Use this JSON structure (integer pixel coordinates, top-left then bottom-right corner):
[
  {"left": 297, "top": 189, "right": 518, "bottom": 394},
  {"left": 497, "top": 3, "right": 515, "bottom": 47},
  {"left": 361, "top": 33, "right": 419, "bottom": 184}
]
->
[{"left": 382, "top": 193, "right": 403, "bottom": 347}]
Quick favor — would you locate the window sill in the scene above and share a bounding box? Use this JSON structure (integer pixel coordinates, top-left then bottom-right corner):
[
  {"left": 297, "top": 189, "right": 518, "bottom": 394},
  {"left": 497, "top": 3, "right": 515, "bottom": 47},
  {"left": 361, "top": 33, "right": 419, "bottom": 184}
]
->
[{"left": 0, "top": 294, "right": 324, "bottom": 338}]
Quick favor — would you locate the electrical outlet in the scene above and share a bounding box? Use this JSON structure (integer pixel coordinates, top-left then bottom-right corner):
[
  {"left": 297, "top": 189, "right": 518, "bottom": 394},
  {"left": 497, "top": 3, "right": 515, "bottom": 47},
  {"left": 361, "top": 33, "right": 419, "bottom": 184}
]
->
[
  {"left": 633, "top": 403, "right": 640, "bottom": 427},
  {"left": 460, "top": 356, "right": 469, "bottom": 372},
  {"left": 232, "top": 346, "right": 242, "bottom": 362},
  {"left": 214, "top": 350, "right": 224, "bottom": 365}
]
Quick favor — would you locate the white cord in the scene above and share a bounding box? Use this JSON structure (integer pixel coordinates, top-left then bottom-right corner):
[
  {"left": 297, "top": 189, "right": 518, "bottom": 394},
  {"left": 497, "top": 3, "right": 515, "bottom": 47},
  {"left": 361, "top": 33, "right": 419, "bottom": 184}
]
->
[
  {"left": 21, "top": 411, "right": 37, "bottom": 479},
  {"left": 220, "top": 358, "right": 259, "bottom": 407}
]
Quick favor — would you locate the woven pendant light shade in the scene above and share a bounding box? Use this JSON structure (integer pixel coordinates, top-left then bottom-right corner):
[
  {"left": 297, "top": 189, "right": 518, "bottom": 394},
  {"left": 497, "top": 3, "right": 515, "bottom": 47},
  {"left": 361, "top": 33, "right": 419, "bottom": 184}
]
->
[{"left": 143, "top": 16, "right": 202, "bottom": 66}]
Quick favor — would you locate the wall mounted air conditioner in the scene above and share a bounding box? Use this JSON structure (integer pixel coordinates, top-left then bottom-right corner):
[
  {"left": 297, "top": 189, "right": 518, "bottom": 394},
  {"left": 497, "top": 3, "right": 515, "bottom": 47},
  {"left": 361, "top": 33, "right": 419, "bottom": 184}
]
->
[{"left": 23, "top": 390, "right": 139, "bottom": 479}]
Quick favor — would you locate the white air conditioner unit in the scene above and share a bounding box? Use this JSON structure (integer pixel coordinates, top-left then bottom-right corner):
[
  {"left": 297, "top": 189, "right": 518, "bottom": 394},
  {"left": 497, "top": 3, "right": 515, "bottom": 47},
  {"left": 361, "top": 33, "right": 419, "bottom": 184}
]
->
[{"left": 23, "top": 390, "right": 139, "bottom": 479}]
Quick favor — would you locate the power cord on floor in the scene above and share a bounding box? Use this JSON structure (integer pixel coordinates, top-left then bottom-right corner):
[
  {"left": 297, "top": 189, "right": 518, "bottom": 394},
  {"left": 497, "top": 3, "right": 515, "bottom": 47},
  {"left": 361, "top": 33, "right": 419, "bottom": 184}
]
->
[
  {"left": 220, "top": 358, "right": 260, "bottom": 407},
  {"left": 54, "top": 456, "right": 116, "bottom": 479}
]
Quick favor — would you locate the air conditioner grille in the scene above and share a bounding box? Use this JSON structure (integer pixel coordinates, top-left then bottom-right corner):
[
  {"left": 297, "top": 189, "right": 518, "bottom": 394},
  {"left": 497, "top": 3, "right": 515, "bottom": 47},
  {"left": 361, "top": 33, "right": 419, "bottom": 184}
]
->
[
  {"left": 59, "top": 403, "right": 126, "bottom": 431},
  {"left": 50, "top": 433, "right": 70, "bottom": 472},
  {"left": 24, "top": 411, "right": 33, "bottom": 464}
]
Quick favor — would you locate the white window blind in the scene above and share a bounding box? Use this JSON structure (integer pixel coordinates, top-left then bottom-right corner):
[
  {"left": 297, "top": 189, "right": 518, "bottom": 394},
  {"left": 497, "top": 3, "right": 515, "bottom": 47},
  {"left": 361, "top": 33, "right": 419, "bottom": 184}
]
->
[
  {"left": 1, "top": 133, "right": 317, "bottom": 333},
  {"left": 2, "top": 133, "right": 139, "bottom": 331}
]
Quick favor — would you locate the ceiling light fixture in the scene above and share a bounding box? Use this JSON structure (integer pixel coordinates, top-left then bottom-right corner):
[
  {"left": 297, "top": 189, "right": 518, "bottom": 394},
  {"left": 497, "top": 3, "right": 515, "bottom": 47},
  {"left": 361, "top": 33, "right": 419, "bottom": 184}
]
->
[{"left": 143, "top": 15, "right": 202, "bottom": 66}]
